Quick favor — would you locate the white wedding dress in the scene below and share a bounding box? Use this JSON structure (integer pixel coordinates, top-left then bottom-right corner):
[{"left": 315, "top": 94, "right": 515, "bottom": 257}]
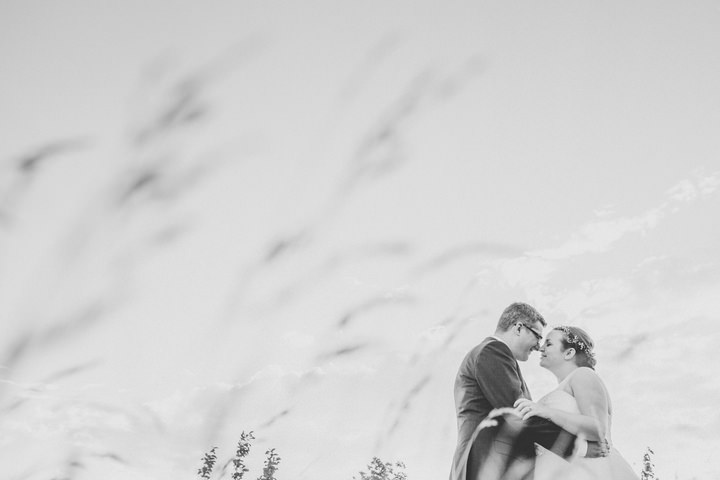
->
[{"left": 534, "top": 374, "right": 639, "bottom": 480}]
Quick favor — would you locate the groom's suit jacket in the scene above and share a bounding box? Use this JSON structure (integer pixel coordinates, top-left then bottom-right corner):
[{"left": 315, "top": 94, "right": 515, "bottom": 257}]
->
[{"left": 449, "top": 337, "right": 531, "bottom": 480}]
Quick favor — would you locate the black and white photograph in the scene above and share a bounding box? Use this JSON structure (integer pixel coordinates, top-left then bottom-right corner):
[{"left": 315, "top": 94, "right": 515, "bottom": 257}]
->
[{"left": 1, "top": 1, "right": 719, "bottom": 479}]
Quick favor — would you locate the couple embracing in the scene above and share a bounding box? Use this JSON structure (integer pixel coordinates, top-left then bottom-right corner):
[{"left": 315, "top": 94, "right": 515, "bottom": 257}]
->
[{"left": 449, "top": 302, "right": 638, "bottom": 480}]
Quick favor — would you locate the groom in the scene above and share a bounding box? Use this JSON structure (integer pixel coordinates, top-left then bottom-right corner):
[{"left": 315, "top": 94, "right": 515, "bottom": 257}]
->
[{"left": 449, "top": 302, "right": 578, "bottom": 480}]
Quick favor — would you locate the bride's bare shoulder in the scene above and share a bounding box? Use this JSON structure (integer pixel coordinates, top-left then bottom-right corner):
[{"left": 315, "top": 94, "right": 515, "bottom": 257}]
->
[
  {"left": 568, "top": 367, "right": 603, "bottom": 387},
  {"left": 574, "top": 366, "right": 598, "bottom": 376}
]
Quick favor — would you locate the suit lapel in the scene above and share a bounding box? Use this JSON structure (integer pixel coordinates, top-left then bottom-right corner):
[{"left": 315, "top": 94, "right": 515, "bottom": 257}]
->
[{"left": 516, "top": 361, "right": 532, "bottom": 400}]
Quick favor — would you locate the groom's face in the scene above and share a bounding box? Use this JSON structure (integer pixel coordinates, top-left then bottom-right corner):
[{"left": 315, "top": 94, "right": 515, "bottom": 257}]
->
[{"left": 516, "top": 320, "right": 544, "bottom": 362}]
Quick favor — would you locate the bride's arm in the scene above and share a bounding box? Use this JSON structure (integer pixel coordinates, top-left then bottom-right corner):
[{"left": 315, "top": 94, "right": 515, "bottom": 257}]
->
[
  {"left": 514, "top": 369, "right": 608, "bottom": 441},
  {"left": 568, "top": 367, "right": 609, "bottom": 441}
]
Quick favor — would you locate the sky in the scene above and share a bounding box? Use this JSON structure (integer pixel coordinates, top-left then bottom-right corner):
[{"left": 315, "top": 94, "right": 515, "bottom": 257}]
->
[{"left": 1, "top": 1, "right": 720, "bottom": 479}]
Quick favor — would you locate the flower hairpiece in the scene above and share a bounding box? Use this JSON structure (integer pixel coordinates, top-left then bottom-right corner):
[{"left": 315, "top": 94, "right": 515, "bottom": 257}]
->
[{"left": 556, "top": 326, "right": 594, "bottom": 357}]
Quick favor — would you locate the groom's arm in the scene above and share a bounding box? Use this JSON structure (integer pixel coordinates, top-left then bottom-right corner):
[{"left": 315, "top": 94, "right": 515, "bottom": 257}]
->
[
  {"left": 509, "top": 416, "right": 577, "bottom": 459},
  {"left": 585, "top": 440, "right": 610, "bottom": 458},
  {"left": 509, "top": 419, "right": 609, "bottom": 459}
]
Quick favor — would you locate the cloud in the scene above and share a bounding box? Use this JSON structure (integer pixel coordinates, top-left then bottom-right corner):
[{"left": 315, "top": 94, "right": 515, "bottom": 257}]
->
[
  {"left": 2, "top": 398, "right": 133, "bottom": 442},
  {"left": 531, "top": 170, "right": 720, "bottom": 262},
  {"left": 241, "top": 361, "right": 378, "bottom": 390},
  {"left": 667, "top": 169, "right": 720, "bottom": 201},
  {"left": 487, "top": 170, "right": 720, "bottom": 327},
  {"left": 143, "top": 390, "right": 196, "bottom": 424},
  {"left": 281, "top": 331, "right": 316, "bottom": 348},
  {"left": 548, "top": 278, "right": 633, "bottom": 321},
  {"left": 592, "top": 205, "right": 616, "bottom": 217},
  {"left": 667, "top": 179, "right": 699, "bottom": 202},
  {"left": 698, "top": 171, "right": 720, "bottom": 194},
  {"left": 531, "top": 208, "right": 664, "bottom": 261},
  {"left": 498, "top": 255, "right": 555, "bottom": 287},
  {"left": 417, "top": 325, "right": 448, "bottom": 344}
]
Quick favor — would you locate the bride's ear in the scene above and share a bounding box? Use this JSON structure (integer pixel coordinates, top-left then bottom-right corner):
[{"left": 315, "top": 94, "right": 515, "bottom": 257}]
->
[{"left": 564, "top": 348, "right": 576, "bottom": 360}]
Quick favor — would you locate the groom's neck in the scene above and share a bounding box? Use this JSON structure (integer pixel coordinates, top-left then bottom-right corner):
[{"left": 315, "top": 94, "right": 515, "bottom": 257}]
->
[{"left": 493, "top": 330, "right": 520, "bottom": 358}]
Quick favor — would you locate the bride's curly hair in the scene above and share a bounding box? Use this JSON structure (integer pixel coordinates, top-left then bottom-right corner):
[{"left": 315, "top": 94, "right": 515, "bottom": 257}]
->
[{"left": 554, "top": 326, "right": 597, "bottom": 369}]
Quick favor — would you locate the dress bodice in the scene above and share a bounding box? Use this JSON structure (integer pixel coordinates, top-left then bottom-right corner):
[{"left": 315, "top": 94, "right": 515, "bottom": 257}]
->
[
  {"left": 537, "top": 370, "right": 614, "bottom": 447},
  {"left": 533, "top": 370, "right": 639, "bottom": 480},
  {"left": 538, "top": 388, "right": 581, "bottom": 414},
  {"left": 537, "top": 387, "right": 588, "bottom": 456}
]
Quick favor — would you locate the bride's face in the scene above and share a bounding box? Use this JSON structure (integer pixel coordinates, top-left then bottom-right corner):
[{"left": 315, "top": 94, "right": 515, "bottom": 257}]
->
[{"left": 539, "top": 330, "right": 568, "bottom": 369}]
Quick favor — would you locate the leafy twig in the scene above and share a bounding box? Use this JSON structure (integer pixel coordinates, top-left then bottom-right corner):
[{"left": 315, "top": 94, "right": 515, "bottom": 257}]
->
[
  {"left": 232, "top": 431, "right": 255, "bottom": 480},
  {"left": 198, "top": 446, "right": 218, "bottom": 479},
  {"left": 257, "top": 448, "right": 281, "bottom": 480},
  {"left": 354, "top": 457, "right": 407, "bottom": 480}
]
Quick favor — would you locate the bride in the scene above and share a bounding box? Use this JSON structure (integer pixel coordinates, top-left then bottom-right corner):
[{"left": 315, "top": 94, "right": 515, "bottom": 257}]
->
[{"left": 514, "top": 326, "right": 638, "bottom": 480}]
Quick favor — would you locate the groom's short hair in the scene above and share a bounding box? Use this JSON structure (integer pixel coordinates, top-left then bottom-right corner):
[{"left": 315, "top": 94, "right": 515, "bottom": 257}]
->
[{"left": 497, "top": 302, "right": 546, "bottom": 331}]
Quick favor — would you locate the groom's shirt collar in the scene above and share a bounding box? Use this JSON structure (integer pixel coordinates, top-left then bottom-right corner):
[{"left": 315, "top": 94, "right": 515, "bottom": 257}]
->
[{"left": 490, "top": 335, "right": 509, "bottom": 347}]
